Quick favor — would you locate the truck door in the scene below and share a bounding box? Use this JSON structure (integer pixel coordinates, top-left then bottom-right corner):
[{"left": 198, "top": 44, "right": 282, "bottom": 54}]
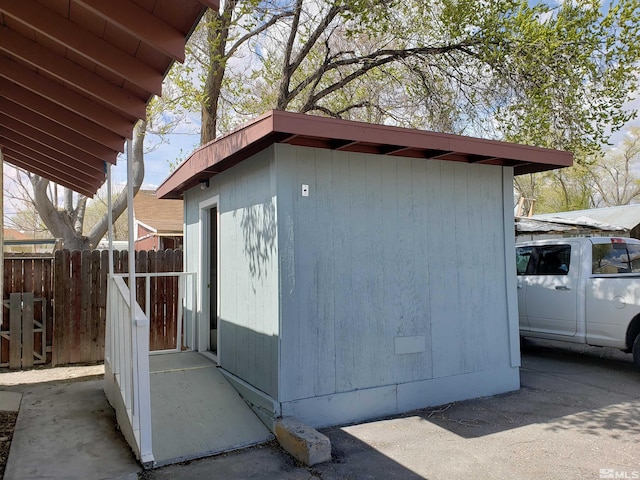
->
[
  {"left": 524, "top": 242, "right": 579, "bottom": 336},
  {"left": 516, "top": 246, "right": 534, "bottom": 331}
]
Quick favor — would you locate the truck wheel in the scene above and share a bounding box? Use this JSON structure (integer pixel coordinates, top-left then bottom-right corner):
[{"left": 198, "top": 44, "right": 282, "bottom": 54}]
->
[{"left": 633, "top": 334, "right": 640, "bottom": 367}]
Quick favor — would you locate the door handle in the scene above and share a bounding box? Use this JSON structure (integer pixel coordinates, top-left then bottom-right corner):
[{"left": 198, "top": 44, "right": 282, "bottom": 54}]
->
[
  {"left": 555, "top": 286, "right": 571, "bottom": 291},
  {"left": 517, "top": 285, "right": 523, "bottom": 289}
]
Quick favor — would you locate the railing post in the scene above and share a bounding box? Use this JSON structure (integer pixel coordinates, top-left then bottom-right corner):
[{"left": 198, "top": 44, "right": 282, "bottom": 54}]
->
[{"left": 134, "top": 314, "right": 153, "bottom": 464}]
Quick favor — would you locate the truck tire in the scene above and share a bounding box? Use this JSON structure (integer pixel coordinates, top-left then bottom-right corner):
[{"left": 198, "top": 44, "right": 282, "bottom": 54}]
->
[{"left": 633, "top": 334, "right": 640, "bottom": 367}]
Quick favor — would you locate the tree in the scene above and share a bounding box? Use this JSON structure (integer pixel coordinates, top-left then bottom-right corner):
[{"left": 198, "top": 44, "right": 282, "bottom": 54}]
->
[
  {"left": 227, "top": 0, "right": 639, "bottom": 157},
  {"left": 514, "top": 126, "right": 640, "bottom": 214},
  {"left": 11, "top": 120, "right": 146, "bottom": 250},
  {"left": 514, "top": 164, "right": 596, "bottom": 215},
  {"left": 168, "top": 1, "right": 294, "bottom": 143},
  {"left": 590, "top": 126, "right": 640, "bottom": 207}
]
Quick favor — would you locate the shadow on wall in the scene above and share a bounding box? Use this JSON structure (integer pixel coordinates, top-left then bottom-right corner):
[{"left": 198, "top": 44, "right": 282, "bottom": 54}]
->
[
  {"left": 219, "top": 318, "right": 279, "bottom": 399},
  {"left": 238, "top": 200, "right": 277, "bottom": 281}
]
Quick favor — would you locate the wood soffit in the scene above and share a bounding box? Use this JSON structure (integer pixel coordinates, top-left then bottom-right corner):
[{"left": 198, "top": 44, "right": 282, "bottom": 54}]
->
[
  {"left": 157, "top": 110, "right": 573, "bottom": 199},
  {"left": 0, "top": 0, "right": 218, "bottom": 197}
]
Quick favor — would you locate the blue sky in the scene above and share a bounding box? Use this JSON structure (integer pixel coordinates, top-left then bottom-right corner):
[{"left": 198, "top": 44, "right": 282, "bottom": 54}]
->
[{"left": 110, "top": 130, "right": 201, "bottom": 190}]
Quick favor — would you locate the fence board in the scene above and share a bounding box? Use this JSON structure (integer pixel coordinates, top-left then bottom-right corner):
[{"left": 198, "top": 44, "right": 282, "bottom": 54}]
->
[
  {"left": 32, "top": 259, "right": 43, "bottom": 359},
  {"left": 79, "top": 250, "right": 91, "bottom": 363},
  {"left": 9, "top": 293, "right": 21, "bottom": 369},
  {"left": 53, "top": 250, "right": 70, "bottom": 366},
  {"left": 166, "top": 251, "right": 177, "bottom": 351},
  {"left": 68, "top": 251, "right": 82, "bottom": 364},
  {"left": 7, "top": 249, "right": 183, "bottom": 368},
  {"left": 21, "top": 293, "right": 34, "bottom": 368},
  {"left": 98, "top": 250, "right": 109, "bottom": 360}
]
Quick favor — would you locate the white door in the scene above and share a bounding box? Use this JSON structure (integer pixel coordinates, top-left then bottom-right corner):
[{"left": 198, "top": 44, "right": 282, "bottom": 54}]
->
[
  {"left": 524, "top": 242, "right": 579, "bottom": 336},
  {"left": 198, "top": 195, "right": 220, "bottom": 360}
]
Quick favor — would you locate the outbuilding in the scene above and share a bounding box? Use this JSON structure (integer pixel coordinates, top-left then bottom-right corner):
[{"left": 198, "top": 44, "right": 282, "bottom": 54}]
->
[{"left": 157, "top": 110, "right": 572, "bottom": 429}]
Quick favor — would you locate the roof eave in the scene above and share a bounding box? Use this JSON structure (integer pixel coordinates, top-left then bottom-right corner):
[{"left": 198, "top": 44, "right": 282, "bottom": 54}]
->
[{"left": 157, "top": 110, "right": 573, "bottom": 199}]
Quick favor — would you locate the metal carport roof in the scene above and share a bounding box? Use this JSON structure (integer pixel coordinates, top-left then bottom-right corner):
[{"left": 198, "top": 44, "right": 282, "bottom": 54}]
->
[{"left": 0, "top": 0, "right": 218, "bottom": 197}]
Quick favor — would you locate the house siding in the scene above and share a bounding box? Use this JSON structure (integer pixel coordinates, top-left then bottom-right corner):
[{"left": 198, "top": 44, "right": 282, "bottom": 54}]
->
[
  {"left": 184, "top": 148, "right": 280, "bottom": 398},
  {"left": 275, "top": 144, "right": 518, "bottom": 420}
]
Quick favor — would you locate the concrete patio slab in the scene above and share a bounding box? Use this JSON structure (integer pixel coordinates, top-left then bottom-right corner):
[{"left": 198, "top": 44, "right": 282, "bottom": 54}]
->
[
  {"left": 3, "top": 374, "right": 141, "bottom": 480},
  {"left": 0, "top": 392, "right": 21, "bottom": 413}
]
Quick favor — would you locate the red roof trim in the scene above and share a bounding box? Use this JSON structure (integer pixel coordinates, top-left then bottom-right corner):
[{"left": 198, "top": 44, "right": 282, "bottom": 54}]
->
[{"left": 157, "top": 110, "right": 573, "bottom": 199}]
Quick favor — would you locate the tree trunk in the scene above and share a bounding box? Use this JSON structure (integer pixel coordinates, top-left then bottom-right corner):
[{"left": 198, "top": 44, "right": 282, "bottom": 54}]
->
[
  {"left": 200, "top": 4, "right": 234, "bottom": 145},
  {"left": 87, "top": 120, "right": 146, "bottom": 247}
]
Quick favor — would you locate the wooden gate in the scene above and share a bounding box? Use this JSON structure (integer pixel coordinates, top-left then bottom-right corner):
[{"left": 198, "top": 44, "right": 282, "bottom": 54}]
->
[
  {"left": 1, "top": 292, "right": 47, "bottom": 368},
  {"left": 3, "top": 250, "right": 184, "bottom": 368}
]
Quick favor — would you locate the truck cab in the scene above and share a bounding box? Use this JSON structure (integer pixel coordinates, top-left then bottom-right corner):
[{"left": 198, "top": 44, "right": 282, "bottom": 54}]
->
[{"left": 516, "top": 237, "right": 640, "bottom": 364}]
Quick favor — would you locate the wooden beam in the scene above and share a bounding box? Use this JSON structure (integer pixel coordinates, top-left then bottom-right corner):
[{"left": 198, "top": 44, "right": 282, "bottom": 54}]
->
[
  {"left": 0, "top": 138, "right": 105, "bottom": 184},
  {"left": 0, "top": 125, "right": 106, "bottom": 174},
  {"left": 2, "top": 147, "right": 103, "bottom": 197},
  {"left": 73, "top": 0, "right": 186, "bottom": 62},
  {"left": 0, "top": 78, "right": 125, "bottom": 153},
  {"left": 195, "top": 0, "right": 219, "bottom": 10},
  {"left": 0, "top": 56, "right": 133, "bottom": 138},
  {"left": 0, "top": 26, "right": 147, "bottom": 119},
  {"left": 0, "top": 98, "right": 119, "bottom": 161},
  {"left": 0, "top": 0, "right": 163, "bottom": 95}
]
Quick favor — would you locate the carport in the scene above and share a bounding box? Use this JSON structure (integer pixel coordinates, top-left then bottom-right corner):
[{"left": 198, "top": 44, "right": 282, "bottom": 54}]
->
[{"left": 0, "top": 0, "right": 218, "bottom": 466}]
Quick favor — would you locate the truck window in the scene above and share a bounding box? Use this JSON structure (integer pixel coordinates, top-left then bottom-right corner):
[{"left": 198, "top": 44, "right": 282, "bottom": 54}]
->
[
  {"left": 535, "top": 245, "right": 571, "bottom": 275},
  {"left": 592, "top": 242, "right": 640, "bottom": 274},
  {"left": 516, "top": 246, "right": 533, "bottom": 275}
]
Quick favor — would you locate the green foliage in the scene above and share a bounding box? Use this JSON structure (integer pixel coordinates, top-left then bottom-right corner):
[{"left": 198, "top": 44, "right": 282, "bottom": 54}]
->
[
  {"left": 162, "top": 0, "right": 640, "bottom": 165},
  {"left": 514, "top": 125, "right": 640, "bottom": 214}
]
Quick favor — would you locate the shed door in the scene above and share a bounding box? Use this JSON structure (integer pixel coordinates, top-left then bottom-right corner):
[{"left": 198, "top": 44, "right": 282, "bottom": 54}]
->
[{"left": 209, "top": 206, "right": 218, "bottom": 355}]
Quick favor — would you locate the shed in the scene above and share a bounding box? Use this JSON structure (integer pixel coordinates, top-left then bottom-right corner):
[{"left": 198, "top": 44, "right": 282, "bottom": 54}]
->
[{"left": 157, "top": 110, "right": 572, "bottom": 429}]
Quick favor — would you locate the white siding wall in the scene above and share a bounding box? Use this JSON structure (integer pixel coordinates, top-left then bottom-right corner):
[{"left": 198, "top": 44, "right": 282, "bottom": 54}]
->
[
  {"left": 276, "top": 144, "right": 518, "bottom": 421},
  {"left": 184, "top": 149, "right": 280, "bottom": 398}
]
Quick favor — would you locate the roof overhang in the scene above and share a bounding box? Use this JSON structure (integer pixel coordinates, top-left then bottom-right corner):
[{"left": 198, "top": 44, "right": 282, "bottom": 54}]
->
[
  {"left": 0, "top": 0, "right": 218, "bottom": 197},
  {"left": 157, "top": 110, "right": 574, "bottom": 199}
]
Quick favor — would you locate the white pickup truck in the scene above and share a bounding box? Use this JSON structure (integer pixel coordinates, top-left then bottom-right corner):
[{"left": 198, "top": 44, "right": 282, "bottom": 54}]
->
[{"left": 516, "top": 236, "right": 640, "bottom": 365}]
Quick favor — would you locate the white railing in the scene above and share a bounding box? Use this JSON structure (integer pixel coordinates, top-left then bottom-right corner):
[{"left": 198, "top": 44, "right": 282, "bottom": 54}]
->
[
  {"left": 105, "top": 275, "right": 153, "bottom": 464},
  {"left": 104, "top": 271, "right": 197, "bottom": 466},
  {"left": 138, "top": 272, "right": 198, "bottom": 355}
]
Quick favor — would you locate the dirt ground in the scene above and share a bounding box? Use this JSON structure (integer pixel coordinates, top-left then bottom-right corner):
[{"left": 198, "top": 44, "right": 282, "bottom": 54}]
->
[{"left": 0, "top": 412, "right": 16, "bottom": 479}]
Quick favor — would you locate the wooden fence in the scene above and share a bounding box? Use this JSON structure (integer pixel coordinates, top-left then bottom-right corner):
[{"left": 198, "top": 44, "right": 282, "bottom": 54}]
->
[{"left": 2, "top": 249, "right": 184, "bottom": 368}]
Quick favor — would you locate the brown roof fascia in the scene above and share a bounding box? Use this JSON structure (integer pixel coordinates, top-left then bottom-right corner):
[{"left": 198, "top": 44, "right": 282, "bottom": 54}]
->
[{"left": 157, "top": 110, "right": 573, "bottom": 199}]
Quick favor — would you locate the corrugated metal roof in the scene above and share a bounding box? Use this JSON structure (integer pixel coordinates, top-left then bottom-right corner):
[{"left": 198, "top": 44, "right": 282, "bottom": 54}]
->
[{"left": 532, "top": 204, "right": 640, "bottom": 230}]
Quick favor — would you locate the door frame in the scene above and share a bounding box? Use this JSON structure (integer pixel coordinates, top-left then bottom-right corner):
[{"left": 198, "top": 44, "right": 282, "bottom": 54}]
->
[{"left": 198, "top": 195, "right": 220, "bottom": 361}]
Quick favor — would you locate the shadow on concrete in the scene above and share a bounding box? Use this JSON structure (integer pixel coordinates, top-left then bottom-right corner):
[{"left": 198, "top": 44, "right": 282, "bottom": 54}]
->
[
  {"left": 410, "top": 338, "right": 640, "bottom": 440},
  {"left": 142, "top": 431, "right": 425, "bottom": 480}
]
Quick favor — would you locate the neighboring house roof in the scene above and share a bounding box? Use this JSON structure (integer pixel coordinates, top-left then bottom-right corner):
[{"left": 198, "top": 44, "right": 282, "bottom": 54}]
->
[
  {"left": 157, "top": 110, "right": 573, "bottom": 199},
  {"left": 3, "top": 228, "right": 30, "bottom": 240},
  {"left": 516, "top": 216, "right": 627, "bottom": 235},
  {"left": 0, "top": 1, "right": 217, "bottom": 196},
  {"left": 531, "top": 204, "right": 640, "bottom": 231},
  {"left": 134, "top": 190, "right": 183, "bottom": 234}
]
